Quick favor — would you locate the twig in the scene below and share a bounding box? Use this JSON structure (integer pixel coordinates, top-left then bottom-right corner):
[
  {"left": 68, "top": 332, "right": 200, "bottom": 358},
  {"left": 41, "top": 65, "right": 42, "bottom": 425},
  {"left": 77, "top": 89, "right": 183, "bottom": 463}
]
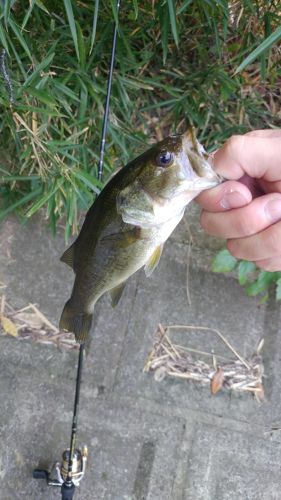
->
[{"left": 144, "top": 324, "right": 264, "bottom": 401}]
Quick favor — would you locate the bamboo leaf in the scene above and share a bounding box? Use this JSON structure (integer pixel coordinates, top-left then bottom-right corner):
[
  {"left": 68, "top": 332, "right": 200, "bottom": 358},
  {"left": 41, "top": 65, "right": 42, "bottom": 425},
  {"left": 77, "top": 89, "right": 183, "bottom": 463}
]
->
[
  {"left": 63, "top": 0, "right": 80, "bottom": 62},
  {"left": 25, "top": 179, "right": 64, "bottom": 218},
  {"left": 8, "top": 18, "right": 33, "bottom": 61},
  {"left": 0, "top": 21, "right": 10, "bottom": 53},
  {"left": 76, "top": 21, "right": 86, "bottom": 69},
  {"left": 90, "top": 0, "right": 99, "bottom": 54},
  {"left": 132, "top": 0, "right": 138, "bottom": 19},
  {"left": 0, "top": 187, "right": 43, "bottom": 221},
  {"left": 34, "top": 0, "right": 49, "bottom": 14},
  {"left": 26, "top": 87, "right": 57, "bottom": 107},
  {"left": 72, "top": 169, "right": 101, "bottom": 195},
  {"left": 110, "top": 0, "right": 119, "bottom": 27},
  {"left": 177, "top": 0, "right": 193, "bottom": 15},
  {"left": 4, "top": 0, "right": 12, "bottom": 28},
  {"left": 167, "top": 0, "right": 179, "bottom": 47},
  {"left": 236, "top": 26, "right": 281, "bottom": 73},
  {"left": 21, "top": 0, "right": 36, "bottom": 30},
  {"left": 22, "top": 51, "right": 55, "bottom": 88}
]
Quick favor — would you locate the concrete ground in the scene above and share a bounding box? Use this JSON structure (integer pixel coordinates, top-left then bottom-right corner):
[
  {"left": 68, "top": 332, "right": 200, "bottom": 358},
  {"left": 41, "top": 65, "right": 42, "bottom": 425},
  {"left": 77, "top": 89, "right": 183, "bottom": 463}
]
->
[{"left": 1, "top": 207, "right": 281, "bottom": 500}]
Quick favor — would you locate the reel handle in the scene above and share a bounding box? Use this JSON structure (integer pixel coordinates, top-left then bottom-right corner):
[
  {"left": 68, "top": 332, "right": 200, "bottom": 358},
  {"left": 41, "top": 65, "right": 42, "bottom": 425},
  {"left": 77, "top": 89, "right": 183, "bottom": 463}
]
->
[{"left": 33, "top": 469, "right": 49, "bottom": 481}]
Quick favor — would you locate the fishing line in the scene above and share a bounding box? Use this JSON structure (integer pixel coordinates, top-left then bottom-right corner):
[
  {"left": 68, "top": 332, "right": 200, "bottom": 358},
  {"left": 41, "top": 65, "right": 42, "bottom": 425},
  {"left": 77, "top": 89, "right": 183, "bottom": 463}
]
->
[{"left": 33, "top": 2, "right": 121, "bottom": 498}]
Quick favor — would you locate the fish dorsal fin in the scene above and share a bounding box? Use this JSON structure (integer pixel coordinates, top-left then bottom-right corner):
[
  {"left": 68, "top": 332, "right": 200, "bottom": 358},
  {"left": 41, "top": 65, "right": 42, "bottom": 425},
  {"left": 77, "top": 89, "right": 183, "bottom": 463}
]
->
[
  {"left": 60, "top": 243, "right": 75, "bottom": 269},
  {"left": 109, "top": 282, "right": 126, "bottom": 307},
  {"left": 144, "top": 244, "right": 163, "bottom": 277}
]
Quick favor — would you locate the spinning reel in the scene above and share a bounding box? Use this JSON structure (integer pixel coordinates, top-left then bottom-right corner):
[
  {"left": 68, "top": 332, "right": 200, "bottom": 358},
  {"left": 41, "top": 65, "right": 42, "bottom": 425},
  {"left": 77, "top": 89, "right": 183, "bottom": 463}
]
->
[{"left": 33, "top": 446, "right": 88, "bottom": 487}]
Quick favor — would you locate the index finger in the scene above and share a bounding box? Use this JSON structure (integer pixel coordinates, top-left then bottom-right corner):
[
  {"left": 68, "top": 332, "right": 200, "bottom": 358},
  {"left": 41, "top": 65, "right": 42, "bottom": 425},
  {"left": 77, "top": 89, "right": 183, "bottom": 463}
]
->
[
  {"left": 196, "top": 180, "right": 252, "bottom": 212},
  {"left": 214, "top": 133, "right": 281, "bottom": 182}
]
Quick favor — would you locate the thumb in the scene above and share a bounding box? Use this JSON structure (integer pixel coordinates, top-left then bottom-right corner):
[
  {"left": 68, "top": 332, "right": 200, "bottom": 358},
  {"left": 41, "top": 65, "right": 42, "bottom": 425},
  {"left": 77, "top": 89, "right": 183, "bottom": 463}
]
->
[{"left": 214, "top": 134, "right": 281, "bottom": 182}]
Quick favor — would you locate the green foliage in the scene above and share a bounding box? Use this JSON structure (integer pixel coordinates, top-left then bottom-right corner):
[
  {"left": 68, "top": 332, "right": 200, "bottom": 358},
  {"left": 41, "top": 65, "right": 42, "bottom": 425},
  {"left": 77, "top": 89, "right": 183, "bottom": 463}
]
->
[
  {"left": 0, "top": 0, "right": 280, "bottom": 237},
  {"left": 212, "top": 250, "right": 281, "bottom": 302},
  {"left": 212, "top": 249, "right": 237, "bottom": 273},
  {"left": 236, "top": 25, "right": 281, "bottom": 73}
]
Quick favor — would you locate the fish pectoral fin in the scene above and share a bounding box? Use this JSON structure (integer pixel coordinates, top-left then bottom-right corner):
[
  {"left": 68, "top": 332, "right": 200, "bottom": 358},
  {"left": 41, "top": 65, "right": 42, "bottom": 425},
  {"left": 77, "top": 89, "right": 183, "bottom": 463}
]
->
[
  {"left": 117, "top": 183, "right": 156, "bottom": 227},
  {"left": 60, "top": 243, "right": 75, "bottom": 269},
  {"left": 144, "top": 244, "right": 163, "bottom": 277},
  {"left": 109, "top": 281, "right": 126, "bottom": 307}
]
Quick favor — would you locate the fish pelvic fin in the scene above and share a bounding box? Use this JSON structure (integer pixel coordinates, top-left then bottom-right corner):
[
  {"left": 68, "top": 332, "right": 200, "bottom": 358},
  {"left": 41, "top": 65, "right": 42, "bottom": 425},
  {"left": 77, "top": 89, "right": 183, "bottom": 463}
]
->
[
  {"left": 109, "top": 281, "right": 126, "bottom": 307},
  {"left": 59, "top": 300, "right": 92, "bottom": 344},
  {"left": 60, "top": 244, "right": 75, "bottom": 269}
]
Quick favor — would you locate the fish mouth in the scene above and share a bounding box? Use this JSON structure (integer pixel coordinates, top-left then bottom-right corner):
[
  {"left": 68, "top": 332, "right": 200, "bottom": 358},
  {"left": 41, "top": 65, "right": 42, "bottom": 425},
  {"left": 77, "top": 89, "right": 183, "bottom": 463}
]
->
[
  {"left": 191, "top": 174, "right": 221, "bottom": 193},
  {"left": 182, "top": 130, "right": 222, "bottom": 182}
]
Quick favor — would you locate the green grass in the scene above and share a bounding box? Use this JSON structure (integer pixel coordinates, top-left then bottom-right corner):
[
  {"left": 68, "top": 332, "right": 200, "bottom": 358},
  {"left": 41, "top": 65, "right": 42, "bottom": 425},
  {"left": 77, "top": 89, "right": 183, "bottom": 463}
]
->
[{"left": 0, "top": 0, "right": 280, "bottom": 238}]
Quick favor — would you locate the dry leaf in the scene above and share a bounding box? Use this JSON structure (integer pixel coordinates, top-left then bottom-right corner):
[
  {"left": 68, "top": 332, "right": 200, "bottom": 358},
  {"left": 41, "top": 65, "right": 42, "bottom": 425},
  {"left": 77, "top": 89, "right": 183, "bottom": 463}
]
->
[
  {"left": 154, "top": 366, "right": 167, "bottom": 382},
  {"left": 255, "top": 383, "right": 265, "bottom": 402},
  {"left": 211, "top": 367, "right": 224, "bottom": 395},
  {"left": 0, "top": 314, "right": 18, "bottom": 337}
]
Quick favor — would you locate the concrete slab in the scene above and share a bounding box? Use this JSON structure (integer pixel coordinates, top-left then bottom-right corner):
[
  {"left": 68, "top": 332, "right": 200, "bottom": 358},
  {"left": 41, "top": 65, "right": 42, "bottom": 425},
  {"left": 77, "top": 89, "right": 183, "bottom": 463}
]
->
[
  {"left": 184, "top": 423, "right": 281, "bottom": 500},
  {"left": 0, "top": 337, "right": 185, "bottom": 500},
  {"left": 1, "top": 216, "right": 281, "bottom": 500},
  {"left": 114, "top": 239, "right": 280, "bottom": 426}
]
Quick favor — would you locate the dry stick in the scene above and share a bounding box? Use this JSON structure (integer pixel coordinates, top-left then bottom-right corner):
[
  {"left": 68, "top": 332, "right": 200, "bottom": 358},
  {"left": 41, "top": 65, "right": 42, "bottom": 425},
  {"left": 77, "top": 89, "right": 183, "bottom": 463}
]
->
[
  {"left": 0, "top": 293, "right": 78, "bottom": 350},
  {"left": 28, "top": 303, "right": 59, "bottom": 332},
  {"left": 145, "top": 324, "right": 264, "bottom": 400},
  {"left": 166, "top": 325, "right": 251, "bottom": 370},
  {"left": 183, "top": 217, "right": 193, "bottom": 307},
  {"left": 172, "top": 344, "right": 234, "bottom": 362}
]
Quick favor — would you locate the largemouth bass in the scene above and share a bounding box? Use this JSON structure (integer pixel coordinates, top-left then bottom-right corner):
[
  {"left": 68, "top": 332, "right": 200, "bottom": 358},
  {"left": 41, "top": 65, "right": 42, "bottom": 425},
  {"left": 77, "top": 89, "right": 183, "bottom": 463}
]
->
[{"left": 59, "top": 129, "right": 222, "bottom": 343}]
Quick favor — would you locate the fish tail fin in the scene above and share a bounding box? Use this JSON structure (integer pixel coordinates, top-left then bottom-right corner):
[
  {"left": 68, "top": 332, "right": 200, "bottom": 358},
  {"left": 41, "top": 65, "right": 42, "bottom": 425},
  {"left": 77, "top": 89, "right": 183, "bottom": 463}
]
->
[{"left": 59, "top": 300, "right": 93, "bottom": 344}]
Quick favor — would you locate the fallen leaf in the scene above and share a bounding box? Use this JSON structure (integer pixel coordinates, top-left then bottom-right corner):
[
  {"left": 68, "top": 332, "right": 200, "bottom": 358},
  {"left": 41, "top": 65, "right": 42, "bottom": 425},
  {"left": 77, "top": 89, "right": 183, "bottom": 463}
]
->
[
  {"left": 255, "top": 383, "right": 265, "bottom": 402},
  {"left": 154, "top": 366, "right": 167, "bottom": 382},
  {"left": 211, "top": 367, "right": 224, "bottom": 395},
  {"left": 0, "top": 314, "right": 18, "bottom": 337}
]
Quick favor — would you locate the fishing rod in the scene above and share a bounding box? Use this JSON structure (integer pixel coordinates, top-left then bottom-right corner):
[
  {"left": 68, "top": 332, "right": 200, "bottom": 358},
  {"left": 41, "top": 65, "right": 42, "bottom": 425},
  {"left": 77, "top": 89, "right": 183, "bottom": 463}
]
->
[{"left": 33, "top": 2, "right": 121, "bottom": 498}]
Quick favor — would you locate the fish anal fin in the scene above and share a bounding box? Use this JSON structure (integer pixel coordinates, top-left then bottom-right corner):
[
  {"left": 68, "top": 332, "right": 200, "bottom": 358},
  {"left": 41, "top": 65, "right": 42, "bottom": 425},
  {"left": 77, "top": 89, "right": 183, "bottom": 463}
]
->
[
  {"left": 145, "top": 244, "right": 163, "bottom": 277},
  {"left": 60, "top": 244, "right": 75, "bottom": 269},
  {"left": 109, "top": 281, "right": 126, "bottom": 307}
]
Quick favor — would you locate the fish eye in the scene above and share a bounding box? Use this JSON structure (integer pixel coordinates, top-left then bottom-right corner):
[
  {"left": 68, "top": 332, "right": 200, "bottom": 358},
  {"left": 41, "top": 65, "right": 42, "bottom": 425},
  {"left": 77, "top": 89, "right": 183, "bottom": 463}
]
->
[{"left": 156, "top": 151, "right": 174, "bottom": 167}]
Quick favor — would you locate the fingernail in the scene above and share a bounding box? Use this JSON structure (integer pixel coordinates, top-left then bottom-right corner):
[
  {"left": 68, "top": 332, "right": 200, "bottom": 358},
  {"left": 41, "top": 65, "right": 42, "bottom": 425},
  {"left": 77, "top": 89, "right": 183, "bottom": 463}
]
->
[
  {"left": 220, "top": 191, "right": 249, "bottom": 210},
  {"left": 265, "top": 199, "right": 281, "bottom": 223}
]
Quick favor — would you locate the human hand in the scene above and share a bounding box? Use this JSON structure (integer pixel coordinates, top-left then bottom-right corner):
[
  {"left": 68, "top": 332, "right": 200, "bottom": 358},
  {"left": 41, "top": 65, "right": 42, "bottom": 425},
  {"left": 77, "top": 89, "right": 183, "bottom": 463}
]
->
[{"left": 196, "top": 129, "right": 281, "bottom": 271}]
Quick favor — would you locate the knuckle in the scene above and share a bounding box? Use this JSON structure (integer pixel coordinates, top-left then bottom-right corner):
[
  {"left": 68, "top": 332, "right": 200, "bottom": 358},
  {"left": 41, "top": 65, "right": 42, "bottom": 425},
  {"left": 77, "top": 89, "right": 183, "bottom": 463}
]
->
[
  {"left": 234, "top": 212, "right": 253, "bottom": 237},
  {"left": 225, "top": 135, "right": 245, "bottom": 158},
  {"left": 200, "top": 211, "right": 212, "bottom": 234},
  {"left": 266, "top": 230, "right": 281, "bottom": 255},
  {"left": 226, "top": 239, "right": 240, "bottom": 259}
]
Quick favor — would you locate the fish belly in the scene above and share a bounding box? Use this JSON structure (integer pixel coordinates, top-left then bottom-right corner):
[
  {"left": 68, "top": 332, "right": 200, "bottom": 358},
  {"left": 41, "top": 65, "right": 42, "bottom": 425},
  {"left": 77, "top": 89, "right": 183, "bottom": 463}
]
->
[{"left": 72, "top": 210, "right": 185, "bottom": 315}]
